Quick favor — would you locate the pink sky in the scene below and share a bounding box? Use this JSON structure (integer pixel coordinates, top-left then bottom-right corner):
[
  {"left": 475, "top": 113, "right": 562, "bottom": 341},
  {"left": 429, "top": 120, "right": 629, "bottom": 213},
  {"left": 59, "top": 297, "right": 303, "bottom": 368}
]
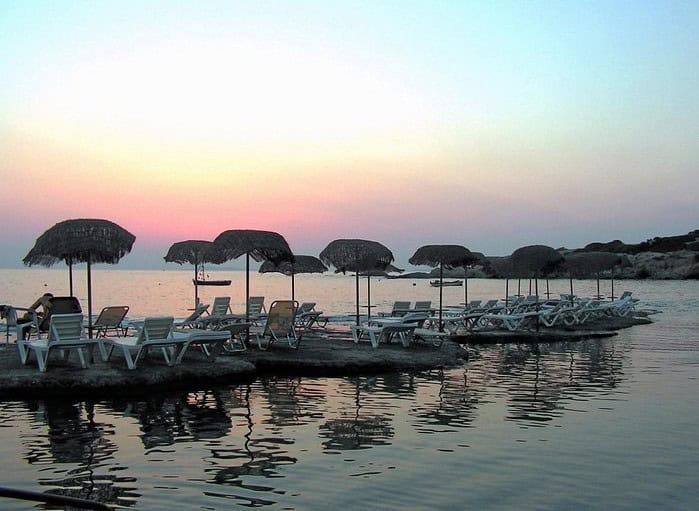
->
[{"left": 2, "top": 2, "right": 697, "bottom": 269}]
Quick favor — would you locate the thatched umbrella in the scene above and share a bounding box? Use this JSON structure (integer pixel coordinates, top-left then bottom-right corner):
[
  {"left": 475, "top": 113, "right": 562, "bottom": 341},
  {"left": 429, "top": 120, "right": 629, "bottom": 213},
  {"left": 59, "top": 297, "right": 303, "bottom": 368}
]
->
[
  {"left": 409, "top": 245, "right": 480, "bottom": 332},
  {"left": 212, "top": 230, "right": 293, "bottom": 323},
  {"left": 509, "top": 245, "right": 564, "bottom": 277},
  {"left": 23, "top": 218, "right": 135, "bottom": 337},
  {"left": 164, "top": 240, "right": 227, "bottom": 307},
  {"left": 508, "top": 245, "right": 565, "bottom": 311},
  {"left": 259, "top": 254, "right": 328, "bottom": 302},
  {"left": 564, "top": 251, "right": 631, "bottom": 300},
  {"left": 319, "top": 239, "right": 394, "bottom": 326}
]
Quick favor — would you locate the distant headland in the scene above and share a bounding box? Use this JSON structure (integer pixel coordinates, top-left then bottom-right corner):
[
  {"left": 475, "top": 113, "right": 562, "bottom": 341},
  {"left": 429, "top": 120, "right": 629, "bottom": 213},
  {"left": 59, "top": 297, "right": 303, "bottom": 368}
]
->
[{"left": 395, "top": 229, "right": 699, "bottom": 280}]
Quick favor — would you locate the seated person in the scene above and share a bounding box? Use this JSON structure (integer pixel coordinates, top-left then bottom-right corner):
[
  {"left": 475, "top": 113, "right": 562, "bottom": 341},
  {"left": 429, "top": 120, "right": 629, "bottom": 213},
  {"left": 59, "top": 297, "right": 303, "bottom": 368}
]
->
[{"left": 17, "top": 292, "right": 53, "bottom": 339}]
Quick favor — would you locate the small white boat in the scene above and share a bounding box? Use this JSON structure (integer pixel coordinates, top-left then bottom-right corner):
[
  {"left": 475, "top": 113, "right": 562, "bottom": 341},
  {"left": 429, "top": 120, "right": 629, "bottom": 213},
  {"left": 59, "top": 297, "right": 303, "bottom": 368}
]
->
[{"left": 430, "top": 280, "right": 463, "bottom": 287}]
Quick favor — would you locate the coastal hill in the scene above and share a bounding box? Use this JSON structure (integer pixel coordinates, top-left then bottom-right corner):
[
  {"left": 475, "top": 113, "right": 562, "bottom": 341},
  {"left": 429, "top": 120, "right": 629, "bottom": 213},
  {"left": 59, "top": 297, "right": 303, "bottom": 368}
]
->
[
  {"left": 566, "top": 229, "right": 699, "bottom": 280},
  {"left": 397, "top": 230, "right": 699, "bottom": 280}
]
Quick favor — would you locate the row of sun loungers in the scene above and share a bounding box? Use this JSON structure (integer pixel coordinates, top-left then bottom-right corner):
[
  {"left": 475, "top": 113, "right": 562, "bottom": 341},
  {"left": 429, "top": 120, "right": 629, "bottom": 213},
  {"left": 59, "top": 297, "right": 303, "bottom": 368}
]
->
[
  {"left": 16, "top": 313, "right": 239, "bottom": 372},
  {"left": 14, "top": 296, "right": 333, "bottom": 371},
  {"left": 426, "top": 292, "right": 637, "bottom": 334},
  {"left": 11, "top": 291, "right": 638, "bottom": 370},
  {"left": 351, "top": 292, "right": 638, "bottom": 347}
]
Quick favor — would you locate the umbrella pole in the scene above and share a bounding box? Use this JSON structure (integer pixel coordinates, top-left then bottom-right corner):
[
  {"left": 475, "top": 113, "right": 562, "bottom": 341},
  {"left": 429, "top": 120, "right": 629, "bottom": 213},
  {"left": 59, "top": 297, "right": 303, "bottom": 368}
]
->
[
  {"left": 596, "top": 273, "right": 601, "bottom": 300},
  {"left": 439, "top": 263, "right": 444, "bottom": 332},
  {"left": 611, "top": 267, "right": 615, "bottom": 301},
  {"left": 546, "top": 279, "right": 550, "bottom": 299},
  {"left": 68, "top": 260, "right": 73, "bottom": 296},
  {"left": 366, "top": 274, "right": 371, "bottom": 321},
  {"left": 464, "top": 267, "right": 468, "bottom": 305},
  {"left": 194, "top": 262, "right": 199, "bottom": 307},
  {"left": 355, "top": 272, "right": 360, "bottom": 326},
  {"left": 291, "top": 272, "right": 295, "bottom": 303},
  {"left": 569, "top": 275, "right": 574, "bottom": 305},
  {"left": 245, "top": 253, "right": 250, "bottom": 323},
  {"left": 505, "top": 279, "right": 509, "bottom": 307},
  {"left": 535, "top": 275, "right": 540, "bottom": 332},
  {"left": 87, "top": 259, "right": 93, "bottom": 338},
  {"left": 518, "top": 279, "right": 521, "bottom": 297}
]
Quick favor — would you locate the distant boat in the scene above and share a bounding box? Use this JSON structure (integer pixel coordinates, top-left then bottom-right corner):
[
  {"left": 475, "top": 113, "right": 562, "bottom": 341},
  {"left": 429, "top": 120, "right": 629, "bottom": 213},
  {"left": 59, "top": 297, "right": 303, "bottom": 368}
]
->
[
  {"left": 193, "top": 278, "right": 231, "bottom": 286},
  {"left": 430, "top": 280, "right": 462, "bottom": 287}
]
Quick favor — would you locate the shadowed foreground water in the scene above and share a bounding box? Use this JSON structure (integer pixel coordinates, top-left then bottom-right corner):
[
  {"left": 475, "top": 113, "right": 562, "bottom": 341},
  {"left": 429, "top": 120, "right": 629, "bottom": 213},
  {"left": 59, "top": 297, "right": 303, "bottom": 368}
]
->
[{"left": 0, "top": 275, "right": 697, "bottom": 509}]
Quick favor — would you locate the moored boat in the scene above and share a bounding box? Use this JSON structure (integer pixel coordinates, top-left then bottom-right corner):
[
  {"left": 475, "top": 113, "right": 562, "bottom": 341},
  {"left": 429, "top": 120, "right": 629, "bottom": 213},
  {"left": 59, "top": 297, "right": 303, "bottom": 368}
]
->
[
  {"left": 430, "top": 280, "right": 463, "bottom": 287},
  {"left": 193, "top": 278, "right": 231, "bottom": 286}
]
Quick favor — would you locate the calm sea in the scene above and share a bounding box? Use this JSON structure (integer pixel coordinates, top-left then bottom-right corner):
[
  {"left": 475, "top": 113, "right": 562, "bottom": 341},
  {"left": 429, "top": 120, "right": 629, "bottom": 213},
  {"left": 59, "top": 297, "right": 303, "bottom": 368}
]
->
[{"left": 0, "top": 269, "right": 698, "bottom": 510}]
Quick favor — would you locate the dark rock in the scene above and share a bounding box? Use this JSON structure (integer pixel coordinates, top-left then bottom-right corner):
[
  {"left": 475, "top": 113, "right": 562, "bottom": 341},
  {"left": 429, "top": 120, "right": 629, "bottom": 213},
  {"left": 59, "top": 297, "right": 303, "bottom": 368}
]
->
[{"left": 686, "top": 263, "right": 699, "bottom": 279}]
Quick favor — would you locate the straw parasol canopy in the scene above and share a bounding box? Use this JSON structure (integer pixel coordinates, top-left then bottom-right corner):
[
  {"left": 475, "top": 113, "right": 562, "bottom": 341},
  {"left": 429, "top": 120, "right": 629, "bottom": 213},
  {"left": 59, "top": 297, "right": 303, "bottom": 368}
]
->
[
  {"left": 213, "top": 229, "right": 293, "bottom": 265},
  {"left": 164, "top": 240, "right": 228, "bottom": 307},
  {"left": 23, "top": 218, "right": 136, "bottom": 337},
  {"left": 509, "top": 245, "right": 565, "bottom": 278},
  {"left": 259, "top": 255, "right": 328, "bottom": 302},
  {"left": 564, "top": 251, "right": 631, "bottom": 300},
  {"left": 512, "top": 245, "right": 565, "bottom": 310},
  {"left": 409, "top": 244, "right": 478, "bottom": 269},
  {"left": 213, "top": 229, "right": 294, "bottom": 321},
  {"left": 320, "top": 239, "right": 394, "bottom": 325},
  {"left": 259, "top": 254, "right": 327, "bottom": 276},
  {"left": 409, "top": 244, "right": 480, "bottom": 332},
  {"left": 319, "top": 239, "right": 394, "bottom": 273}
]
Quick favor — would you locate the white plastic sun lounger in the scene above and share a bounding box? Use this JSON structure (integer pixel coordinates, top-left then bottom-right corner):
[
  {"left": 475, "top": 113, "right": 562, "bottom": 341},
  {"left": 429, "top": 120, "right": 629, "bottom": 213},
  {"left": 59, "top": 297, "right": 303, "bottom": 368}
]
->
[
  {"left": 17, "top": 313, "right": 98, "bottom": 372},
  {"left": 351, "top": 323, "right": 415, "bottom": 348},
  {"left": 172, "top": 327, "right": 237, "bottom": 363},
  {"left": 103, "top": 316, "right": 183, "bottom": 369}
]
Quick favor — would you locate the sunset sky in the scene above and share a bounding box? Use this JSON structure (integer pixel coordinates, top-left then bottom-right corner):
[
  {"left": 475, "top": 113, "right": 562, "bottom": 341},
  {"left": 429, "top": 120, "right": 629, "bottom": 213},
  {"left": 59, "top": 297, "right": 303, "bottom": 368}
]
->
[{"left": 2, "top": 1, "right": 697, "bottom": 269}]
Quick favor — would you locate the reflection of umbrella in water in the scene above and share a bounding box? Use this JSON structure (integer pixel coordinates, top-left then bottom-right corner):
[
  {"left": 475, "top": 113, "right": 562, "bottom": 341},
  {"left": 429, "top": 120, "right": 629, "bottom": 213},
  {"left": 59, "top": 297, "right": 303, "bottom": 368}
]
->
[
  {"left": 259, "top": 255, "right": 327, "bottom": 302},
  {"left": 319, "top": 377, "right": 394, "bottom": 450},
  {"left": 23, "top": 219, "right": 135, "bottom": 337},
  {"left": 319, "top": 239, "right": 394, "bottom": 325},
  {"left": 412, "top": 369, "right": 480, "bottom": 430},
  {"left": 164, "top": 240, "right": 227, "bottom": 308},
  {"left": 183, "top": 390, "right": 233, "bottom": 440},
  {"left": 563, "top": 251, "right": 631, "bottom": 301},
  {"left": 409, "top": 245, "right": 480, "bottom": 331},
  {"left": 213, "top": 230, "right": 293, "bottom": 323},
  {"left": 18, "top": 399, "right": 122, "bottom": 509}
]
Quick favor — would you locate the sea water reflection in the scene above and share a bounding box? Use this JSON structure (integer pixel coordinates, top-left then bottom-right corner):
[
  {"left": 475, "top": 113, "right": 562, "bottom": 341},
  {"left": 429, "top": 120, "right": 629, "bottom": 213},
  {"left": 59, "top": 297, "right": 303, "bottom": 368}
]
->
[{"left": 0, "top": 336, "right": 633, "bottom": 510}]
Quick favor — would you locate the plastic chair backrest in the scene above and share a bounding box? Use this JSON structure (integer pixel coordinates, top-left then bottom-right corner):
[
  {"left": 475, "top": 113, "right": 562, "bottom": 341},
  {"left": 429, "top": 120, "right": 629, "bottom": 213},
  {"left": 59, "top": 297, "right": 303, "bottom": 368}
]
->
[
  {"left": 184, "top": 303, "right": 209, "bottom": 321},
  {"left": 39, "top": 296, "right": 82, "bottom": 331},
  {"left": 264, "top": 300, "right": 297, "bottom": 337},
  {"left": 48, "top": 313, "right": 84, "bottom": 342},
  {"left": 210, "top": 297, "right": 231, "bottom": 316},
  {"left": 94, "top": 306, "right": 129, "bottom": 328},
  {"left": 139, "top": 317, "right": 174, "bottom": 344},
  {"left": 248, "top": 296, "right": 266, "bottom": 314},
  {"left": 392, "top": 301, "right": 411, "bottom": 315},
  {"left": 298, "top": 302, "right": 316, "bottom": 314}
]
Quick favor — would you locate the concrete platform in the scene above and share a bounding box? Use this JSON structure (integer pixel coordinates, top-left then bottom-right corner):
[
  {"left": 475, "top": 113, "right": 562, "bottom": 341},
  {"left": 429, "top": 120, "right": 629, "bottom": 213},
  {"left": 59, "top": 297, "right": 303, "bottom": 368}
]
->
[
  {"left": 0, "top": 317, "right": 651, "bottom": 400},
  {"left": 0, "top": 326, "right": 468, "bottom": 399}
]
